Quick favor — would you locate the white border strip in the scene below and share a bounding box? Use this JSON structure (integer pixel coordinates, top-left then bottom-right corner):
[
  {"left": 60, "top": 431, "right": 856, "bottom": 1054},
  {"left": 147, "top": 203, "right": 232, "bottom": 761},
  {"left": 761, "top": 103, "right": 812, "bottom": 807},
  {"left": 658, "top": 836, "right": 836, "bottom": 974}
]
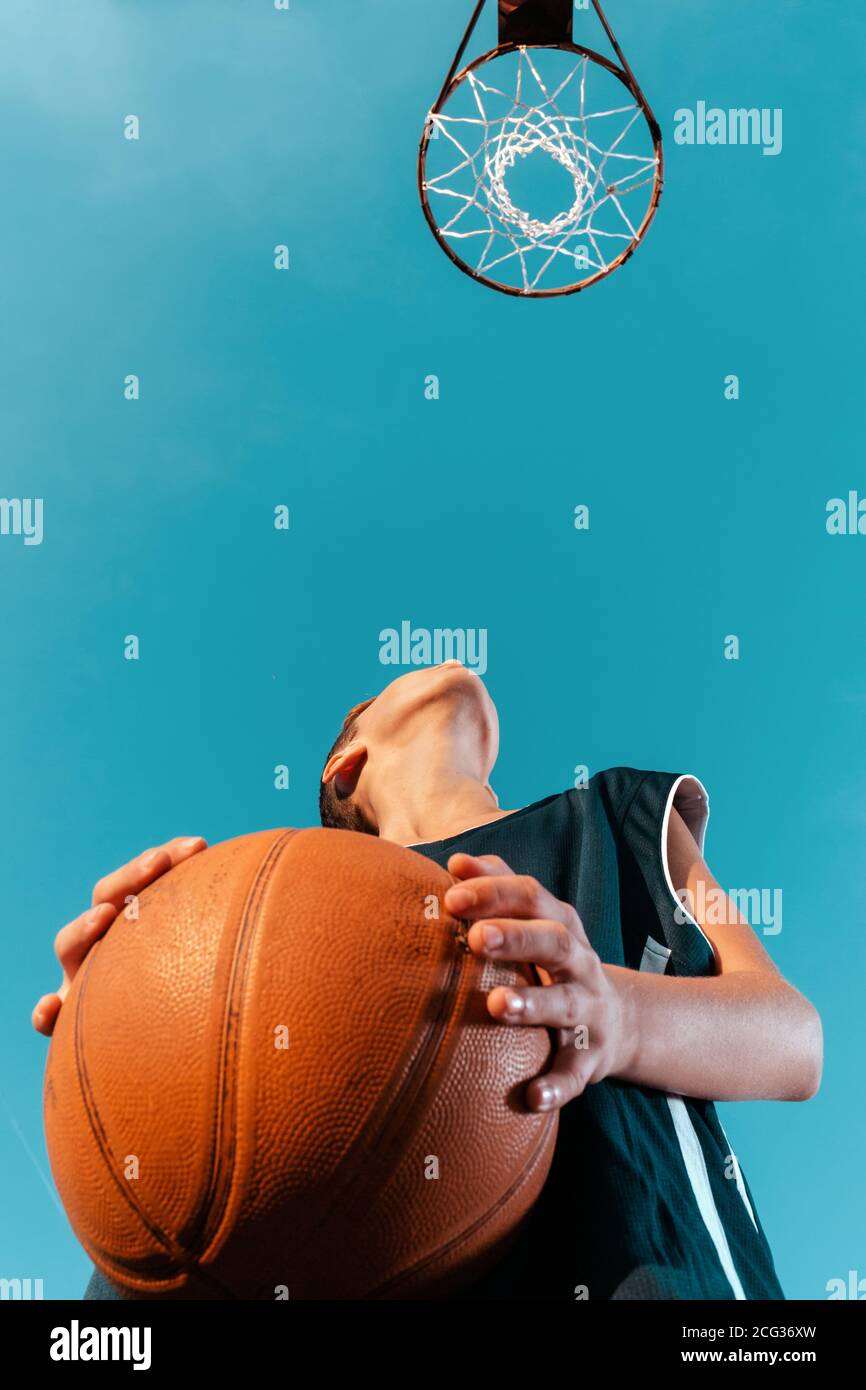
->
[
  {"left": 657, "top": 773, "right": 748, "bottom": 1300},
  {"left": 718, "top": 1118, "right": 759, "bottom": 1232},
  {"left": 666, "top": 1096, "right": 747, "bottom": 1300},
  {"left": 659, "top": 773, "right": 714, "bottom": 955}
]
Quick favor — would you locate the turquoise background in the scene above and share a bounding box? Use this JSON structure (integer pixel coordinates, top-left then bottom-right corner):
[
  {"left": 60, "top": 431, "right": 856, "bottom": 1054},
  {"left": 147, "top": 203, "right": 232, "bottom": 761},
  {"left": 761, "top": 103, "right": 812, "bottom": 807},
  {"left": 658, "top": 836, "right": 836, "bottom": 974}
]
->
[{"left": 1, "top": 0, "right": 863, "bottom": 1299}]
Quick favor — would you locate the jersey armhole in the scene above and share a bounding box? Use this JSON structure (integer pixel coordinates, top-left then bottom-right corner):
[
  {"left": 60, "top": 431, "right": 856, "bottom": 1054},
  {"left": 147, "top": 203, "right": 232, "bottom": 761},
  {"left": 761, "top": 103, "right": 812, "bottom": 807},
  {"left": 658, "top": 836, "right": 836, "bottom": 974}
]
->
[{"left": 660, "top": 773, "right": 713, "bottom": 954}]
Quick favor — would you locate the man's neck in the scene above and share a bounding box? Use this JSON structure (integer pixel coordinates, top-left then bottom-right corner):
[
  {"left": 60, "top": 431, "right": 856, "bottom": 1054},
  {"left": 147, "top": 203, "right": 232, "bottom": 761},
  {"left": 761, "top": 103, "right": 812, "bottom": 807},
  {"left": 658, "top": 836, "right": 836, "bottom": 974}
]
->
[{"left": 374, "top": 771, "right": 515, "bottom": 847}]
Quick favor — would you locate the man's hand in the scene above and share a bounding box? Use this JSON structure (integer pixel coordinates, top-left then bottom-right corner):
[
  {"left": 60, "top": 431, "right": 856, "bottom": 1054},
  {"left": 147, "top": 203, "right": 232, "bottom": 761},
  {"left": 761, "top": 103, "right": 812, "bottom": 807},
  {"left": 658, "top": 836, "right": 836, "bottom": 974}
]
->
[
  {"left": 32, "top": 836, "right": 207, "bottom": 1037},
  {"left": 444, "top": 852, "right": 632, "bottom": 1113}
]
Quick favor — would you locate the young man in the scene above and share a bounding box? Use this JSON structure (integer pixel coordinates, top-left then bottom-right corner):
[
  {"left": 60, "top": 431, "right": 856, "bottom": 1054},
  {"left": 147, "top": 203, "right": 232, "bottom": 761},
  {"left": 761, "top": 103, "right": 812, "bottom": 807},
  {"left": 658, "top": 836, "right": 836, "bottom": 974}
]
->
[{"left": 35, "top": 661, "right": 822, "bottom": 1300}]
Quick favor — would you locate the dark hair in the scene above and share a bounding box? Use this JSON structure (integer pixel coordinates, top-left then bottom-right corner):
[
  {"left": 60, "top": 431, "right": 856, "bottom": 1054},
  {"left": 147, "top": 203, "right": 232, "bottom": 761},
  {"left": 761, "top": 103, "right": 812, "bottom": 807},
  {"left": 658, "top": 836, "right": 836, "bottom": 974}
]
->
[{"left": 319, "top": 698, "right": 377, "bottom": 833}]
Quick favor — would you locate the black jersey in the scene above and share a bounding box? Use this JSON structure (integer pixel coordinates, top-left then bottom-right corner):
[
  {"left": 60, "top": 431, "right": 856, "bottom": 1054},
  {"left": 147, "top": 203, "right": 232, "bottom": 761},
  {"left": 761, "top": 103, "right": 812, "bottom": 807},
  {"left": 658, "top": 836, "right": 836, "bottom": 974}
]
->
[
  {"left": 410, "top": 767, "right": 785, "bottom": 1301},
  {"left": 84, "top": 766, "right": 784, "bottom": 1303}
]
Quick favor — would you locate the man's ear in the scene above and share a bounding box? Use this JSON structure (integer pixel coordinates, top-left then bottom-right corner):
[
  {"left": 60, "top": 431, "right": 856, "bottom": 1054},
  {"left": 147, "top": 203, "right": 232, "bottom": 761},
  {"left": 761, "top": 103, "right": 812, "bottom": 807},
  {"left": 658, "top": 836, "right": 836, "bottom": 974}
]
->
[{"left": 323, "top": 741, "right": 367, "bottom": 798}]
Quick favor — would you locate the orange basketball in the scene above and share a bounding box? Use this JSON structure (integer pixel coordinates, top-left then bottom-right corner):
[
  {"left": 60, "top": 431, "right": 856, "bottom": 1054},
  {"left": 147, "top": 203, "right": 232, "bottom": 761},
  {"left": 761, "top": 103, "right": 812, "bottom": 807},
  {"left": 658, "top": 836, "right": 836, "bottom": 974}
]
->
[{"left": 44, "top": 829, "right": 557, "bottom": 1299}]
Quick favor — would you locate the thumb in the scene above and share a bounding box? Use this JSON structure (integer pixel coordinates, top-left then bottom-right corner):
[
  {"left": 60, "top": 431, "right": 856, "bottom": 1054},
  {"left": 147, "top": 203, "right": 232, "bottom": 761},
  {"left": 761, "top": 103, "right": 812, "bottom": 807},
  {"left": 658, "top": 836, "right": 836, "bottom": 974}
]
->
[
  {"left": 446, "top": 852, "right": 514, "bottom": 880},
  {"left": 32, "top": 993, "right": 62, "bottom": 1037}
]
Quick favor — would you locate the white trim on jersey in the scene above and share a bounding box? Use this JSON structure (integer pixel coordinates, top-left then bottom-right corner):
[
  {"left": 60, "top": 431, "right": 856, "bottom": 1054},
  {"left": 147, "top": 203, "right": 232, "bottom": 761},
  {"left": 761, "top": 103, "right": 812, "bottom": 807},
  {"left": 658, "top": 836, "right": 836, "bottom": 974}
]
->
[
  {"left": 660, "top": 775, "right": 760, "bottom": 1231},
  {"left": 666, "top": 1096, "right": 748, "bottom": 1301},
  {"left": 644, "top": 773, "right": 758, "bottom": 1301},
  {"left": 638, "top": 935, "right": 671, "bottom": 975},
  {"left": 635, "top": 919, "right": 747, "bottom": 1297},
  {"left": 659, "top": 773, "right": 715, "bottom": 956},
  {"left": 717, "top": 1118, "right": 759, "bottom": 1233}
]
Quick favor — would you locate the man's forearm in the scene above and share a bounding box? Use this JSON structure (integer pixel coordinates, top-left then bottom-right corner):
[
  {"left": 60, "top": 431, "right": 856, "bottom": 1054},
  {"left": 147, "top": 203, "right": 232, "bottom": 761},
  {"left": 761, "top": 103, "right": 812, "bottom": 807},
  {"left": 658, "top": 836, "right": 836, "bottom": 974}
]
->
[{"left": 606, "top": 965, "right": 823, "bottom": 1102}]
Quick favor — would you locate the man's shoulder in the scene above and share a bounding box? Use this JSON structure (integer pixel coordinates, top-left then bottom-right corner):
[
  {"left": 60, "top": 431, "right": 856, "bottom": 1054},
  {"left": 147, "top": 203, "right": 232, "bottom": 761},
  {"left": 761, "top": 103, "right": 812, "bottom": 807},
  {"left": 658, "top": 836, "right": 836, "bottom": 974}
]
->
[
  {"left": 574, "top": 767, "right": 678, "bottom": 831},
  {"left": 533, "top": 769, "right": 654, "bottom": 829},
  {"left": 587, "top": 765, "right": 654, "bottom": 806},
  {"left": 529, "top": 768, "right": 683, "bottom": 832}
]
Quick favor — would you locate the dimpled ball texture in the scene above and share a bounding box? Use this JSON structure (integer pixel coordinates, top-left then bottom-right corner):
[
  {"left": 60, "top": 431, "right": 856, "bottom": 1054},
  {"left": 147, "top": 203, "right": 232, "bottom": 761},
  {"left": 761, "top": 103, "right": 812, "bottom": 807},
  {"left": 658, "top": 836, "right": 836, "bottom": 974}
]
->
[{"left": 44, "top": 828, "right": 557, "bottom": 1299}]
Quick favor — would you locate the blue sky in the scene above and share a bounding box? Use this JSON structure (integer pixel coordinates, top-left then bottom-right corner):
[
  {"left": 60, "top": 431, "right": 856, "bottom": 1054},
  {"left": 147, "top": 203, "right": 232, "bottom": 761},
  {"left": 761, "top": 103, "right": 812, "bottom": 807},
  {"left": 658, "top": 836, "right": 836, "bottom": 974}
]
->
[{"left": 1, "top": 0, "right": 864, "bottom": 1299}]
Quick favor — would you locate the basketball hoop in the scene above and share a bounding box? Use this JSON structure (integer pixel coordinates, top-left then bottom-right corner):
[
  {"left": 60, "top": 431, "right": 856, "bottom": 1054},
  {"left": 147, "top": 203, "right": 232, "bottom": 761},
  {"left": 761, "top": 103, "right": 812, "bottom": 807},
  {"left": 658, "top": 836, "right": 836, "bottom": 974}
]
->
[{"left": 418, "top": 1, "right": 663, "bottom": 297}]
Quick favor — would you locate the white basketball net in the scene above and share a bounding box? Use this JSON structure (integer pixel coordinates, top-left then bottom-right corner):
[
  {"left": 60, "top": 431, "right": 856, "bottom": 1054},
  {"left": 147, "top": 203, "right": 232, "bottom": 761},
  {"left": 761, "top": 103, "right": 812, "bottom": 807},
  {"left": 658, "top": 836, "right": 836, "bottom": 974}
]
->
[{"left": 424, "top": 47, "right": 659, "bottom": 293}]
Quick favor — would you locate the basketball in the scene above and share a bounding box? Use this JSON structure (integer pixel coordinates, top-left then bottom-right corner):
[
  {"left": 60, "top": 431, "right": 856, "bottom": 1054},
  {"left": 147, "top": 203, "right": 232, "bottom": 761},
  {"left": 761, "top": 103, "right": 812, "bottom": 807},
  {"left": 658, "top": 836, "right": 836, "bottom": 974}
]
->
[{"left": 44, "top": 828, "right": 557, "bottom": 1299}]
